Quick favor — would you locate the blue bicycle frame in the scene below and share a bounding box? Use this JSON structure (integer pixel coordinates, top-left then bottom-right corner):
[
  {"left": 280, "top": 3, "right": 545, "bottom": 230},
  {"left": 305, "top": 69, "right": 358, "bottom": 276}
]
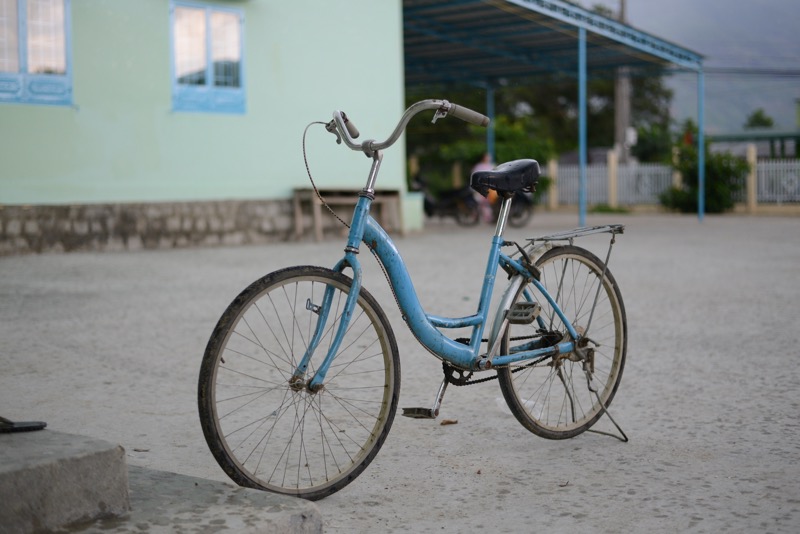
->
[
  {"left": 292, "top": 100, "right": 584, "bottom": 390},
  {"left": 299, "top": 183, "right": 579, "bottom": 391}
]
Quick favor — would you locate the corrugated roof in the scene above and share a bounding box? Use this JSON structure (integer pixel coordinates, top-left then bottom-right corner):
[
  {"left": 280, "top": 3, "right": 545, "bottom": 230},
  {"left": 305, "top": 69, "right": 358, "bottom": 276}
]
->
[{"left": 404, "top": 0, "right": 703, "bottom": 86}]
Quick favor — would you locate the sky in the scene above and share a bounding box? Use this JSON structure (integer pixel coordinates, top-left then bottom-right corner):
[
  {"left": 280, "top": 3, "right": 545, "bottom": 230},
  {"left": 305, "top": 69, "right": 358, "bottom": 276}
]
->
[{"left": 587, "top": 0, "right": 800, "bottom": 133}]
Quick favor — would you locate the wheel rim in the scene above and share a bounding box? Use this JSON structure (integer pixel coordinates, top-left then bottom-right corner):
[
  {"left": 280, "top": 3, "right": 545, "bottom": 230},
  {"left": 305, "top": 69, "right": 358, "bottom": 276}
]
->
[
  {"left": 503, "top": 248, "right": 625, "bottom": 435},
  {"left": 205, "top": 272, "right": 397, "bottom": 496}
]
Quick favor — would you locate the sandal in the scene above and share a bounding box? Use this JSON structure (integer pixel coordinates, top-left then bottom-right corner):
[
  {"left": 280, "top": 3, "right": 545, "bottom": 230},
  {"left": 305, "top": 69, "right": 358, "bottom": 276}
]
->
[{"left": 0, "top": 416, "right": 47, "bottom": 433}]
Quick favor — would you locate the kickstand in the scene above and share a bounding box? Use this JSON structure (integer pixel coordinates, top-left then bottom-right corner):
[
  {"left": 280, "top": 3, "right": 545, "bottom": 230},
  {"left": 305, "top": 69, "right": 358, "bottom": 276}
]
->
[
  {"left": 402, "top": 376, "right": 449, "bottom": 420},
  {"left": 584, "top": 369, "right": 628, "bottom": 443}
]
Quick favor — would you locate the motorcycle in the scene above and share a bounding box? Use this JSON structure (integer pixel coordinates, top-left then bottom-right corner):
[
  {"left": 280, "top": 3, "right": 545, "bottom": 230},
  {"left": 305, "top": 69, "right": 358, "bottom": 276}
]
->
[
  {"left": 484, "top": 190, "right": 534, "bottom": 227},
  {"left": 411, "top": 175, "right": 481, "bottom": 226},
  {"left": 505, "top": 191, "right": 534, "bottom": 227}
]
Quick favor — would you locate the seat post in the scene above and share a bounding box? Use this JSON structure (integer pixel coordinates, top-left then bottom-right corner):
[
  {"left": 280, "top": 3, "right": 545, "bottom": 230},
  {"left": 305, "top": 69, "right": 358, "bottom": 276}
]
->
[{"left": 494, "top": 195, "right": 514, "bottom": 237}]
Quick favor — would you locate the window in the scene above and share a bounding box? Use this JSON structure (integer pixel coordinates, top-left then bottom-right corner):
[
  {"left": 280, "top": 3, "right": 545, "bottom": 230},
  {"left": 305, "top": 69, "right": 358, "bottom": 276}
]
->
[
  {"left": 171, "top": 2, "right": 244, "bottom": 114},
  {"left": 0, "top": 0, "right": 71, "bottom": 106}
]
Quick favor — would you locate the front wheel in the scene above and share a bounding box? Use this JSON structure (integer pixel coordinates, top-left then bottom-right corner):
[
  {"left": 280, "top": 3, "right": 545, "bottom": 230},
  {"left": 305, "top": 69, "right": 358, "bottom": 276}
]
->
[
  {"left": 497, "top": 246, "right": 626, "bottom": 439},
  {"left": 198, "top": 266, "right": 400, "bottom": 500}
]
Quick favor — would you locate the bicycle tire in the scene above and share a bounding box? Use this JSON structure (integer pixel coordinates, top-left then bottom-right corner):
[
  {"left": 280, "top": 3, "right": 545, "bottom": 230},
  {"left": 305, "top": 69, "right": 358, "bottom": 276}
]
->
[
  {"left": 198, "top": 266, "right": 400, "bottom": 500},
  {"left": 497, "top": 246, "right": 626, "bottom": 439}
]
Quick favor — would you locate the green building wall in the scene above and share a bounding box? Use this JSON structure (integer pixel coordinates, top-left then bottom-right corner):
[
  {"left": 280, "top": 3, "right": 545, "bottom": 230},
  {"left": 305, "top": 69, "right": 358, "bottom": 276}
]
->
[{"left": 1, "top": 0, "right": 414, "bottom": 252}]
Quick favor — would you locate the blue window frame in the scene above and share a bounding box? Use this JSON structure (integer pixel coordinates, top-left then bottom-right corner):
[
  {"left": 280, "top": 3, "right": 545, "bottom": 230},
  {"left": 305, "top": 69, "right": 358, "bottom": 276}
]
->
[
  {"left": 170, "top": 1, "right": 245, "bottom": 114},
  {"left": 0, "top": 0, "right": 72, "bottom": 106}
]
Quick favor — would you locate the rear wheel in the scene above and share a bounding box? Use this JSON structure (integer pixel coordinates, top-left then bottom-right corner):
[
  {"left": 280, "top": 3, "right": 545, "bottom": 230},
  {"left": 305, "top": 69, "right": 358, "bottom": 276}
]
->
[
  {"left": 497, "top": 246, "right": 626, "bottom": 439},
  {"left": 198, "top": 266, "right": 400, "bottom": 500}
]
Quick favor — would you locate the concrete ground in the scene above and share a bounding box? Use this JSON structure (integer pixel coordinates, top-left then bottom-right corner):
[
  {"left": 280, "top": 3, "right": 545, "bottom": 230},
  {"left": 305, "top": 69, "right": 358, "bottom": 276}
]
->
[
  {"left": 0, "top": 430, "right": 322, "bottom": 534},
  {"left": 1, "top": 212, "right": 799, "bottom": 533}
]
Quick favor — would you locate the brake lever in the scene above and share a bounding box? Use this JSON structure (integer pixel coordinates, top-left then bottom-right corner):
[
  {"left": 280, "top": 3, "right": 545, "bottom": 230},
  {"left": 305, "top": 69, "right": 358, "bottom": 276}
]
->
[
  {"left": 431, "top": 106, "right": 448, "bottom": 124},
  {"left": 325, "top": 120, "right": 342, "bottom": 144}
]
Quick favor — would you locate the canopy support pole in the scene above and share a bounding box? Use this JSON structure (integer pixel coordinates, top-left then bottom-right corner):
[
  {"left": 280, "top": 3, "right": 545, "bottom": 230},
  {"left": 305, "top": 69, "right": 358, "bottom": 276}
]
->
[
  {"left": 578, "top": 26, "right": 588, "bottom": 227},
  {"left": 697, "top": 69, "right": 706, "bottom": 221},
  {"left": 486, "top": 85, "right": 496, "bottom": 162}
]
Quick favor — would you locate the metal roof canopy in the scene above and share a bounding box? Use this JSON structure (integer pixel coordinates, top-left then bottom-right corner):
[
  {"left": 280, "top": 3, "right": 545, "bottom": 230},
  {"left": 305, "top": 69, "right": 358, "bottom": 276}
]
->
[{"left": 403, "top": 0, "right": 708, "bottom": 222}]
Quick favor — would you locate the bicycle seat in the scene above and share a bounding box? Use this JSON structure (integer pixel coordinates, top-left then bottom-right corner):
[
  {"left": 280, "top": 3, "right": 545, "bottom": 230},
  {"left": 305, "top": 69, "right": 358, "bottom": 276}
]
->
[{"left": 470, "top": 159, "right": 540, "bottom": 198}]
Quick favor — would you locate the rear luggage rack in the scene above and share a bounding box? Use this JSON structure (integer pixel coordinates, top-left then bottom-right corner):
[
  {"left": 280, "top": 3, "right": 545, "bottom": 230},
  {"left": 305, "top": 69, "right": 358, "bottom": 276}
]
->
[{"left": 528, "top": 224, "right": 624, "bottom": 244}]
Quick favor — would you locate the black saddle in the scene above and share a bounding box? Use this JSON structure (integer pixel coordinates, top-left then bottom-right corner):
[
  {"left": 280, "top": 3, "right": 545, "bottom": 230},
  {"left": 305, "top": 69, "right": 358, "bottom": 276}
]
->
[{"left": 470, "top": 159, "right": 540, "bottom": 198}]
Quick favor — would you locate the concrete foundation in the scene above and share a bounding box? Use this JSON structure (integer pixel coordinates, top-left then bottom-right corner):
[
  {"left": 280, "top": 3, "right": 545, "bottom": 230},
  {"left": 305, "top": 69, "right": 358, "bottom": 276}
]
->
[
  {"left": 0, "top": 199, "right": 295, "bottom": 255},
  {"left": 0, "top": 430, "right": 130, "bottom": 533}
]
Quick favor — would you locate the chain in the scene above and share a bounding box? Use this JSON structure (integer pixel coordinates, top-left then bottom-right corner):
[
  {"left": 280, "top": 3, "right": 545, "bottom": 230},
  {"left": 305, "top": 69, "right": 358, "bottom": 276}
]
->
[
  {"left": 367, "top": 241, "right": 550, "bottom": 388},
  {"left": 366, "top": 246, "right": 548, "bottom": 386},
  {"left": 449, "top": 370, "right": 497, "bottom": 386},
  {"left": 443, "top": 335, "right": 546, "bottom": 386},
  {"left": 302, "top": 122, "right": 351, "bottom": 230}
]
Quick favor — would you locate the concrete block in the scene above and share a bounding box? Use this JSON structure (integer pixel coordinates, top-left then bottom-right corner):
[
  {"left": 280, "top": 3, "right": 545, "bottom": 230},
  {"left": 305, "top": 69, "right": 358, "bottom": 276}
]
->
[{"left": 0, "top": 430, "right": 130, "bottom": 533}]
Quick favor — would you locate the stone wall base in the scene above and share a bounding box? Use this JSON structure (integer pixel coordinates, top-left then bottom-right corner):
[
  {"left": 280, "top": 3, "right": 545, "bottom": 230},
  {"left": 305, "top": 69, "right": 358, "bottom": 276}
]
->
[{"left": 0, "top": 199, "right": 297, "bottom": 255}]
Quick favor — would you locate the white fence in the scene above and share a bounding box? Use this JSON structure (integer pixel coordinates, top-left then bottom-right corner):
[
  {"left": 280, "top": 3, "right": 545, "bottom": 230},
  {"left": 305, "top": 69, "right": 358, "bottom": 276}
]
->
[
  {"left": 755, "top": 160, "right": 800, "bottom": 203},
  {"left": 548, "top": 152, "right": 800, "bottom": 208},
  {"left": 555, "top": 163, "right": 673, "bottom": 206}
]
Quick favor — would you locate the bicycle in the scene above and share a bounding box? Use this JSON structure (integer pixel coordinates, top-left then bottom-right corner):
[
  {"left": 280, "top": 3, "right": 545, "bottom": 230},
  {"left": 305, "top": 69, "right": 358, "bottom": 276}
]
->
[{"left": 198, "top": 100, "right": 628, "bottom": 501}]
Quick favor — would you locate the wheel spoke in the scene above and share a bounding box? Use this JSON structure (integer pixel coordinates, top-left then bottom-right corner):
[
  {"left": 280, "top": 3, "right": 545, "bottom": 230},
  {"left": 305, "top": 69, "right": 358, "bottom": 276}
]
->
[
  {"left": 198, "top": 267, "right": 399, "bottom": 499},
  {"left": 498, "top": 246, "right": 626, "bottom": 439}
]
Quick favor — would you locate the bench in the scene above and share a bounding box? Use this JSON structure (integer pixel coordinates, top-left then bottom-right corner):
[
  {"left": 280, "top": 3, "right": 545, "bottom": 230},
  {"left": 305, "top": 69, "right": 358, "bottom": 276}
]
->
[{"left": 293, "top": 188, "right": 402, "bottom": 242}]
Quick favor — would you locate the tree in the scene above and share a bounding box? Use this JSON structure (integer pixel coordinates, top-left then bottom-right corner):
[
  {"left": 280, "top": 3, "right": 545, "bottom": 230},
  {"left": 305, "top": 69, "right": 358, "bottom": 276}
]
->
[
  {"left": 404, "top": 86, "right": 556, "bottom": 193},
  {"left": 403, "top": 0, "right": 676, "bottom": 178},
  {"left": 660, "top": 120, "right": 748, "bottom": 213},
  {"left": 405, "top": 68, "right": 674, "bottom": 190},
  {"left": 743, "top": 108, "right": 774, "bottom": 129},
  {"left": 631, "top": 123, "right": 672, "bottom": 163}
]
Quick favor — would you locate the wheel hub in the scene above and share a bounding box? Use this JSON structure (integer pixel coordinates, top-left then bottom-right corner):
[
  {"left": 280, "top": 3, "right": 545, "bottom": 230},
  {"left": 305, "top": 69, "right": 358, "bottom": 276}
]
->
[{"left": 289, "top": 375, "right": 323, "bottom": 394}]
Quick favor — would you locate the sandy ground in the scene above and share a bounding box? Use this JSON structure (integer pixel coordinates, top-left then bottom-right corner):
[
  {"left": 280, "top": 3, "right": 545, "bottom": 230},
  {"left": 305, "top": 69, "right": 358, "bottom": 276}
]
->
[{"left": 2, "top": 211, "right": 799, "bottom": 533}]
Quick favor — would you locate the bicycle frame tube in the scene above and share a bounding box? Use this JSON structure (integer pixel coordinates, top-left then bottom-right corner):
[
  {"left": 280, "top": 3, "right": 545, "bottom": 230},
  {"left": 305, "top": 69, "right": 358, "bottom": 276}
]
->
[
  {"left": 363, "top": 216, "right": 484, "bottom": 369},
  {"left": 497, "top": 253, "right": 580, "bottom": 341},
  {"left": 302, "top": 194, "right": 371, "bottom": 390},
  {"left": 483, "top": 253, "right": 580, "bottom": 368},
  {"left": 302, "top": 150, "right": 385, "bottom": 388},
  {"left": 304, "top": 204, "right": 583, "bottom": 384},
  {"left": 296, "top": 251, "right": 363, "bottom": 389},
  {"left": 365, "top": 221, "right": 581, "bottom": 370}
]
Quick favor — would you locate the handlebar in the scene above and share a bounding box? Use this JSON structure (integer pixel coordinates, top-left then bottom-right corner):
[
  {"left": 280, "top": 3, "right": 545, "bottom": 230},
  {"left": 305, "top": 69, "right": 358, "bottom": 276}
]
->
[
  {"left": 341, "top": 112, "right": 360, "bottom": 139},
  {"left": 447, "top": 103, "right": 491, "bottom": 127},
  {"left": 329, "top": 99, "right": 489, "bottom": 155}
]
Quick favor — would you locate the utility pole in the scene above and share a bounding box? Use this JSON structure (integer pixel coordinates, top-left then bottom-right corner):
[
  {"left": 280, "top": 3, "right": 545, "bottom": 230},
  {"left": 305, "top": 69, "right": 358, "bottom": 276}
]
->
[{"left": 614, "top": 0, "right": 632, "bottom": 163}]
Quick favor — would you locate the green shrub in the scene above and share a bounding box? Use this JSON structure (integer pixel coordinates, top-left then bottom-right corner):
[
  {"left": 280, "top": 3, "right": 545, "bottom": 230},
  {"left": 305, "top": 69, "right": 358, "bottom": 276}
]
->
[
  {"left": 660, "top": 144, "right": 748, "bottom": 213},
  {"left": 590, "top": 203, "right": 630, "bottom": 214}
]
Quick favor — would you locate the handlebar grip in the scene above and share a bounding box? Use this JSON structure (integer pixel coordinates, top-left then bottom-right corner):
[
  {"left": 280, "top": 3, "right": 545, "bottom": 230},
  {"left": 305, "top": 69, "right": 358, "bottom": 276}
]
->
[
  {"left": 449, "top": 103, "right": 490, "bottom": 127},
  {"left": 342, "top": 112, "right": 360, "bottom": 139}
]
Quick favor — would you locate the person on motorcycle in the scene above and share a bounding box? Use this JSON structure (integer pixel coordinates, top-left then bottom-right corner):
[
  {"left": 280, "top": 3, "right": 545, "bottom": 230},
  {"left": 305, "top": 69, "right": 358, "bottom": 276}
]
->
[{"left": 471, "top": 153, "right": 495, "bottom": 223}]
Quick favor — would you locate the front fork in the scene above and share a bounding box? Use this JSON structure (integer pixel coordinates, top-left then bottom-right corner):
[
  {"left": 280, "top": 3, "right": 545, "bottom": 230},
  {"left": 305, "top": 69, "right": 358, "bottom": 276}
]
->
[
  {"left": 290, "top": 189, "right": 374, "bottom": 392},
  {"left": 290, "top": 251, "right": 363, "bottom": 392}
]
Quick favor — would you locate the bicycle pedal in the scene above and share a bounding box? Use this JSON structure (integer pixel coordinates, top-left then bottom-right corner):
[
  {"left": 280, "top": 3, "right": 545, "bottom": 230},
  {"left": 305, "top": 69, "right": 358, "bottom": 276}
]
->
[
  {"left": 507, "top": 302, "right": 541, "bottom": 324},
  {"left": 402, "top": 407, "right": 436, "bottom": 419}
]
